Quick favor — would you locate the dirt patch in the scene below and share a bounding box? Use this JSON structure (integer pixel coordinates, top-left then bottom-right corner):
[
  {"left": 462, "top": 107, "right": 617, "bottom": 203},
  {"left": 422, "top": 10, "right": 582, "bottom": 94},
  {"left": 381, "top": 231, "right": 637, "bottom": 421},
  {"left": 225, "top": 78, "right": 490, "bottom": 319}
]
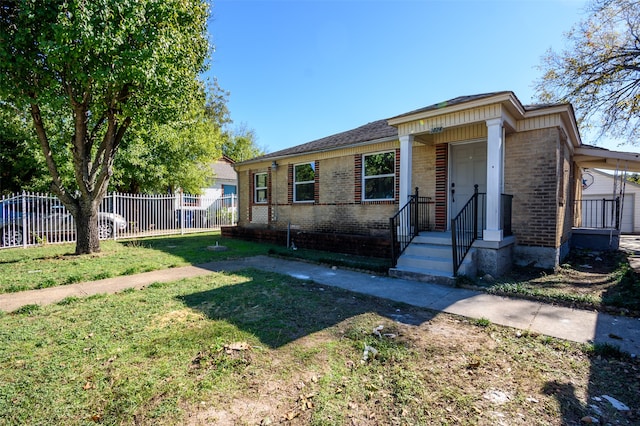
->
[
  {"left": 179, "top": 310, "right": 639, "bottom": 425},
  {"left": 470, "top": 249, "right": 640, "bottom": 317}
]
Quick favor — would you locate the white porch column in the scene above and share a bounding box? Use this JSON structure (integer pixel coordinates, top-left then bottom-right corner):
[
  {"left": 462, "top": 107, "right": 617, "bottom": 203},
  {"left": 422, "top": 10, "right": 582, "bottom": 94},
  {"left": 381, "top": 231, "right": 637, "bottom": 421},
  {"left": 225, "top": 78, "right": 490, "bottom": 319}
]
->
[
  {"left": 399, "top": 134, "right": 414, "bottom": 205},
  {"left": 484, "top": 118, "right": 504, "bottom": 241}
]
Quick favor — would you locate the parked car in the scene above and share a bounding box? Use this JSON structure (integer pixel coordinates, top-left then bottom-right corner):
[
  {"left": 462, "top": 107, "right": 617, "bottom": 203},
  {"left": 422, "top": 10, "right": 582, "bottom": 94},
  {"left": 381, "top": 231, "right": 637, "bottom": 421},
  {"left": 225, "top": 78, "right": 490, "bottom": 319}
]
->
[{"left": 0, "top": 196, "right": 127, "bottom": 247}]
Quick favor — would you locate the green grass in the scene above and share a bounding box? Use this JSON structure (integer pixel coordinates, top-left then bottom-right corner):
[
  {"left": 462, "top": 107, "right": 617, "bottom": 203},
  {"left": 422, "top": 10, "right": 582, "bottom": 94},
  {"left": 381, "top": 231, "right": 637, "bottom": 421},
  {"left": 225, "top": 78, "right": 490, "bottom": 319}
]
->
[
  {"left": 0, "top": 270, "right": 637, "bottom": 425},
  {"left": 0, "top": 232, "right": 390, "bottom": 294},
  {"left": 0, "top": 232, "right": 281, "bottom": 294}
]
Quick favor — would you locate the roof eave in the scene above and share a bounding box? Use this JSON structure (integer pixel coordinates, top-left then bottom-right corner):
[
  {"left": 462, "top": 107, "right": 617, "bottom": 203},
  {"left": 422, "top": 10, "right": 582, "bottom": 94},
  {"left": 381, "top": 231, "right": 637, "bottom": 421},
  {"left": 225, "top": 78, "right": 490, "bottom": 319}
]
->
[
  {"left": 575, "top": 147, "right": 640, "bottom": 172},
  {"left": 234, "top": 135, "right": 399, "bottom": 169},
  {"left": 524, "top": 103, "right": 582, "bottom": 148},
  {"left": 387, "top": 92, "right": 524, "bottom": 126}
]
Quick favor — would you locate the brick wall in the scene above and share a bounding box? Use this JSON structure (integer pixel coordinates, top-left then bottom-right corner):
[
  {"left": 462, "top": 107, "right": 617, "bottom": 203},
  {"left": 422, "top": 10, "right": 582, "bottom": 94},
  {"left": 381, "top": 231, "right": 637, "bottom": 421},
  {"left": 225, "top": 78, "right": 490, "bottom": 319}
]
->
[
  {"left": 557, "top": 139, "right": 576, "bottom": 248},
  {"left": 504, "top": 128, "right": 561, "bottom": 247},
  {"left": 221, "top": 226, "right": 392, "bottom": 258},
  {"left": 236, "top": 145, "right": 400, "bottom": 237}
]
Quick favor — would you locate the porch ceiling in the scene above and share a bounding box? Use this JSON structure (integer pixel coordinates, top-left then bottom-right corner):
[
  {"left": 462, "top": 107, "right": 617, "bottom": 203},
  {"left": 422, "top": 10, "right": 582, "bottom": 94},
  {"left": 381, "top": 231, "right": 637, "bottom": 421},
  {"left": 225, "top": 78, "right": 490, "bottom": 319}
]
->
[{"left": 574, "top": 146, "right": 640, "bottom": 172}]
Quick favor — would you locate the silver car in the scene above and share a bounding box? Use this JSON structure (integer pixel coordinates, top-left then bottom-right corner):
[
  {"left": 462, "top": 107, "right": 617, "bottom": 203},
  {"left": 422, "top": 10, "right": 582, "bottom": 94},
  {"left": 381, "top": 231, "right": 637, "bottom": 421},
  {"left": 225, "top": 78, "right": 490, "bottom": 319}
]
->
[{"left": 1, "top": 196, "right": 127, "bottom": 247}]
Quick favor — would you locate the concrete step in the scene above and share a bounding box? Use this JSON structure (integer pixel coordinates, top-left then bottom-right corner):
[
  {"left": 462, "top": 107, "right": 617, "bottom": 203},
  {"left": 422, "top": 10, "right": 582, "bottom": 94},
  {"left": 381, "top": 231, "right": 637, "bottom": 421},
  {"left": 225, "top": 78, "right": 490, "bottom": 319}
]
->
[
  {"left": 395, "top": 254, "right": 453, "bottom": 274},
  {"left": 412, "top": 232, "right": 452, "bottom": 246},
  {"left": 390, "top": 232, "right": 476, "bottom": 284},
  {"left": 403, "top": 243, "right": 452, "bottom": 259}
]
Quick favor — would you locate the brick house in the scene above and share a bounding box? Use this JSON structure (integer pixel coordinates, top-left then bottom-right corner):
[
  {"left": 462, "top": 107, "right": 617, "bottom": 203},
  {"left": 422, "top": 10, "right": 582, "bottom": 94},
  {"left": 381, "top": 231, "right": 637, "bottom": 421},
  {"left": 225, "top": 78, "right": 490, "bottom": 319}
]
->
[{"left": 228, "top": 92, "right": 640, "bottom": 280}]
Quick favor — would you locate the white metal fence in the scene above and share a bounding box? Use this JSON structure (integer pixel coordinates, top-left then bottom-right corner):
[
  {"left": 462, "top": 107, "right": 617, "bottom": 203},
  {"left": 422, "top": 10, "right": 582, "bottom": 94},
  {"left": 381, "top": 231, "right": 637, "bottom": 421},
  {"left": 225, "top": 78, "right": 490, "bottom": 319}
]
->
[{"left": 0, "top": 191, "right": 238, "bottom": 249}]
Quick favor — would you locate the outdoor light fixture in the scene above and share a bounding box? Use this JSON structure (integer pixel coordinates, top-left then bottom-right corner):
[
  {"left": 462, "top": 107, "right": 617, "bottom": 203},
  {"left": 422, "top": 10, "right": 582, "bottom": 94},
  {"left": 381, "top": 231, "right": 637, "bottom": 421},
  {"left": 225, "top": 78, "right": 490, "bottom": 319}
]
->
[{"left": 271, "top": 160, "right": 278, "bottom": 170}]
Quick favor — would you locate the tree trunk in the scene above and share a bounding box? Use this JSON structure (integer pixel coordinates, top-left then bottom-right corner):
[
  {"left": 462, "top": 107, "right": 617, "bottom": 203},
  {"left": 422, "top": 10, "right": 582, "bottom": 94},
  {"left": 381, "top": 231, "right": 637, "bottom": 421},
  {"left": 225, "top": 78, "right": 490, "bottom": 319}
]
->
[{"left": 74, "top": 199, "right": 101, "bottom": 254}]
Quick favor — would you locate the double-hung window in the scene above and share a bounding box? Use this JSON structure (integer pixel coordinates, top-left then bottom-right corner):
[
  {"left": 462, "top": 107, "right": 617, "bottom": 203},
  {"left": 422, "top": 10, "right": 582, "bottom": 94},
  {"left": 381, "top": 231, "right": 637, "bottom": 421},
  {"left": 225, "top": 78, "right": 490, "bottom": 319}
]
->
[
  {"left": 363, "top": 151, "right": 395, "bottom": 201},
  {"left": 254, "top": 173, "right": 267, "bottom": 203},
  {"left": 294, "top": 162, "right": 315, "bottom": 202}
]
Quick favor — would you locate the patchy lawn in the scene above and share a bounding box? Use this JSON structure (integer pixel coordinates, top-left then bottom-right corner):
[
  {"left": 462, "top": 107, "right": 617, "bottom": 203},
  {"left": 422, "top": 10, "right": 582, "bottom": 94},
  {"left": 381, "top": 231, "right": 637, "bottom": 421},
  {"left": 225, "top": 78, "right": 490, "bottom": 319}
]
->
[
  {"left": 0, "top": 232, "right": 280, "bottom": 294},
  {"left": 0, "top": 269, "right": 638, "bottom": 425},
  {"left": 464, "top": 249, "right": 640, "bottom": 317},
  {"left": 0, "top": 232, "right": 389, "bottom": 295}
]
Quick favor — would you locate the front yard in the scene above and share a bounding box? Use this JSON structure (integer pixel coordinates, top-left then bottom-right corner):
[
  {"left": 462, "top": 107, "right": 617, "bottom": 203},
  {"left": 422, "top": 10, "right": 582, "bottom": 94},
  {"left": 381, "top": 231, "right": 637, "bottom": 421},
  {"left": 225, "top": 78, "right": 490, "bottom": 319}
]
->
[
  {"left": 1, "top": 268, "right": 638, "bottom": 425},
  {"left": 0, "top": 233, "right": 639, "bottom": 424}
]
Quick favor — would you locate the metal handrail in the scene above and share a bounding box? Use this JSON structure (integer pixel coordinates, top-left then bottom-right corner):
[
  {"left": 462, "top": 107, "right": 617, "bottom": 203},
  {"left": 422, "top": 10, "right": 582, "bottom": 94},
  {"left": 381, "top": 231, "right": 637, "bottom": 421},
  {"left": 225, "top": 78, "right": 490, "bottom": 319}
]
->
[
  {"left": 451, "top": 188, "right": 514, "bottom": 275},
  {"left": 389, "top": 187, "right": 432, "bottom": 267},
  {"left": 451, "top": 185, "right": 479, "bottom": 276},
  {"left": 576, "top": 197, "right": 621, "bottom": 229}
]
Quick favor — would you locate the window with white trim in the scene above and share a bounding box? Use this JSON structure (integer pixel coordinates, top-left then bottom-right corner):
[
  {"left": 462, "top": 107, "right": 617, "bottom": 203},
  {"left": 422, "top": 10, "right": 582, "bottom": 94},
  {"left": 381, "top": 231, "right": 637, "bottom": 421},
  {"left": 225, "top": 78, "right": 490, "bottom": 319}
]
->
[
  {"left": 254, "top": 173, "right": 267, "bottom": 203},
  {"left": 294, "top": 162, "right": 315, "bottom": 202},
  {"left": 363, "top": 151, "right": 395, "bottom": 201}
]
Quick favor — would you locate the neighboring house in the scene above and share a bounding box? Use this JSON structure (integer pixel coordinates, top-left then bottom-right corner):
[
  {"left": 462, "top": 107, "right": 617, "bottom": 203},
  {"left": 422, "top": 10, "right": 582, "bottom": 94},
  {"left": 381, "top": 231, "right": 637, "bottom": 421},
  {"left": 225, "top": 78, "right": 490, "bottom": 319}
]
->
[
  {"left": 228, "top": 91, "right": 640, "bottom": 280},
  {"left": 203, "top": 156, "right": 238, "bottom": 200},
  {"left": 581, "top": 168, "right": 640, "bottom": 233}
]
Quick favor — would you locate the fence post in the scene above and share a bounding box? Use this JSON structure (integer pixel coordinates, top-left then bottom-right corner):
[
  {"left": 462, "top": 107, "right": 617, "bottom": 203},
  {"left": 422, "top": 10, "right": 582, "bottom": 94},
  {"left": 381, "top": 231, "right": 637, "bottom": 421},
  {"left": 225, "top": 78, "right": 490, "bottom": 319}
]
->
[
  {"left": 615, "top": 196, "right": 620, "bottom": 230},
  {"left": 179, "top": 191, "right": 184, "bottom": 235},
  {"left": 602, "top": 198, "right": 606, "bottom": 228},
  {"left": 233, "top": 194, "right": 237, "bottom": 225},
  {"left": 21, "top": 191, "right": 27, "bottom": 248},
  {"left": 112, "top": 192, "right": 117, "bottom": 240}
]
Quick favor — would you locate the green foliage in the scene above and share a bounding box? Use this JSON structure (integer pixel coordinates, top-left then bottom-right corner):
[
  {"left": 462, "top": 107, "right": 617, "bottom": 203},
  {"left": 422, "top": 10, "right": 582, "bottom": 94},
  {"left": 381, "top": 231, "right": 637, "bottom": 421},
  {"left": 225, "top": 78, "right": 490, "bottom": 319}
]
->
[
  {"left": 111, "top": 81, "right": 226, "bottom": 194},
  {"left": 628, "top": 173, "right": 640, "bottom": 185},
  {"left": 0, "top": 0, "right": 210, "bottom": 253},
  {"left": 0, "top": 104, "right": 48, "bottom": 194},
  {"left": 535, "top": 0, "right": 640, "bottom": 141},
  {"left": 12, "top": 304, "right": 40, "bottom": 315},
  {"left": 221, "top": 124, "right": 265, "bottom": 162}
]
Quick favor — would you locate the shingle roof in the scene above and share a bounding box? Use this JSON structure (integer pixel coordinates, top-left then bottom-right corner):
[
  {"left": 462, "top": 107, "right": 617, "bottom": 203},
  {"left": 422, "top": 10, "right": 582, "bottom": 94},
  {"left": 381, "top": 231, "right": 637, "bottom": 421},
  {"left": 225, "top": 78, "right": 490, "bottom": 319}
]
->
[
  {"left": 238, "top": 91, "right": 567, "bottom": 166},
  {"left": 388, "top": 91, "right": 513, "bottom": 120},
  {"left": 242, "top": 119, "right": 398, "bottom": 163},
  {"left": 212, "top": 158, "right": 237, "bottom": 180}
]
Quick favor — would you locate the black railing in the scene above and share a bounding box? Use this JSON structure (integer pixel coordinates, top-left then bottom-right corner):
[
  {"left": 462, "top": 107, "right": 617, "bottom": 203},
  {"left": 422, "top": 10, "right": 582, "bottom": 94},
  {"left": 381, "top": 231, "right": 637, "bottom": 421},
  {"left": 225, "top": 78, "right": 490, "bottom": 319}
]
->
[
  {"left": 451, "top": 185, "right": 480, "bottom": 276},
  {"left": 389, "top": 187, "right": 432, "bottom": 267},
  {"left": 451, "top": 187, "right": 514, "bottom": 276},
  {"left": 577, "top": 198, "right": 620, "bottom": 229}
]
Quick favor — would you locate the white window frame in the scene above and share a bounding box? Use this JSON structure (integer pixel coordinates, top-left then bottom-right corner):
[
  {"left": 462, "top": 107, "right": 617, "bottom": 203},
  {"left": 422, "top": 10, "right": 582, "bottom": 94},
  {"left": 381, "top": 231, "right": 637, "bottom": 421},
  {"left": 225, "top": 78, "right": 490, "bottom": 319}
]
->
[
  {"left": 254, "top": 172, "right": 268, "bottom": 204},
  {"left": 293, "top": 162, "right": 315, "bottom": 203},
  {"left": 362, "top": 151, "right": 395, "bottom": 201}
]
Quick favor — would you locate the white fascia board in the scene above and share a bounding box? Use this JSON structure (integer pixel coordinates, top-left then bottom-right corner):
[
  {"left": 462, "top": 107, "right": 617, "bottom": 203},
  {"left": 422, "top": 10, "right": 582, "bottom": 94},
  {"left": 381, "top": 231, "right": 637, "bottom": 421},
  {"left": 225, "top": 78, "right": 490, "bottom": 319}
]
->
[
  {"left": 575, "top": 147, "right": 640, "bottom": 162},
  {"left": 387, "top": 92, "right": 524, "bottom": 126}
]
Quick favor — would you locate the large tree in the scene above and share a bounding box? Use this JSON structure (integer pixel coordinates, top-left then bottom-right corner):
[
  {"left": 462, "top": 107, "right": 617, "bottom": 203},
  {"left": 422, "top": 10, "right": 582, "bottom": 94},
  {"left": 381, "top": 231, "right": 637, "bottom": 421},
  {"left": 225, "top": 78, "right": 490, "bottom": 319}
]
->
[
  {"left": 111, "top": 82, "right": 227, "bottom": 194},
  {"left": 0, "top": 0, "right": 209, "bottom": 254},
  {"left": 535, "top": 0, "right": 640, "bottom": 141}
]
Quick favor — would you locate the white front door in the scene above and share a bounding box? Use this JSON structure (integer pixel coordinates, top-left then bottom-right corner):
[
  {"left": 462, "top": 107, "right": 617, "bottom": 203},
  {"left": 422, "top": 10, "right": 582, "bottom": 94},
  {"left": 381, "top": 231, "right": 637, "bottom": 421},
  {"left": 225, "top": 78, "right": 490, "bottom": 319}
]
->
[{"left": 450, "top": 141, "right": 487, "bottom": 227}]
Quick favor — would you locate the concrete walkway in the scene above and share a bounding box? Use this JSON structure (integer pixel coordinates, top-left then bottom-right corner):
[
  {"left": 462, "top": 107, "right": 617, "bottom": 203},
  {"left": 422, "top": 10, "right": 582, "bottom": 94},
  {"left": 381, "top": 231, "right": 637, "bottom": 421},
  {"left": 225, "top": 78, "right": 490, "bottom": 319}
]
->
[{"left": 1, "top": 255, "right": 639, "bottom": 356}]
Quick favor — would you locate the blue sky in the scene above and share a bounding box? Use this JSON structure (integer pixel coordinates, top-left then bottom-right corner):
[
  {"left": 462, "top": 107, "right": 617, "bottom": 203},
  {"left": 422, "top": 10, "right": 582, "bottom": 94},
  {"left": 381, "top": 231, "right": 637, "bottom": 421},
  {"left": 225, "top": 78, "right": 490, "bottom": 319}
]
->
[{"left": 205, "top": 0, "right": 637, "bottom": 154}]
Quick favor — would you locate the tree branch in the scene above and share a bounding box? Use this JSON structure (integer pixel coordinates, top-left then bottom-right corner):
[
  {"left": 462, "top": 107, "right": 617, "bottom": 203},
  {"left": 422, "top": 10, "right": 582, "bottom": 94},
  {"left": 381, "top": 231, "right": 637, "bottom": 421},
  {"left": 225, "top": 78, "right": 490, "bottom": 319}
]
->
[{"left": 29, "top": 103, "right": 73, "bottom": 206}]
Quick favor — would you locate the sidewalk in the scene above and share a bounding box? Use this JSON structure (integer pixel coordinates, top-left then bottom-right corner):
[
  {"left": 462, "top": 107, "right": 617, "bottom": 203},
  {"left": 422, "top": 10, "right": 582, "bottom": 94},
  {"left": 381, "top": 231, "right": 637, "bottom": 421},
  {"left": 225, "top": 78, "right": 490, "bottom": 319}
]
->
[{"left": 1, "top": 255, "right": 639, "bottom": 356}]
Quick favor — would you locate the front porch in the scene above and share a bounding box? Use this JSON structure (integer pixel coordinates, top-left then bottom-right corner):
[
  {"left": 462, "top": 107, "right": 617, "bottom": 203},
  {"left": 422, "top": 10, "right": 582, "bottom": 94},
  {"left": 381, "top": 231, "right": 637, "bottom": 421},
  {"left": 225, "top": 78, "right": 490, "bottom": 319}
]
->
[{"left": 389, "top": 187, "right": 515, "bottom": 282}]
